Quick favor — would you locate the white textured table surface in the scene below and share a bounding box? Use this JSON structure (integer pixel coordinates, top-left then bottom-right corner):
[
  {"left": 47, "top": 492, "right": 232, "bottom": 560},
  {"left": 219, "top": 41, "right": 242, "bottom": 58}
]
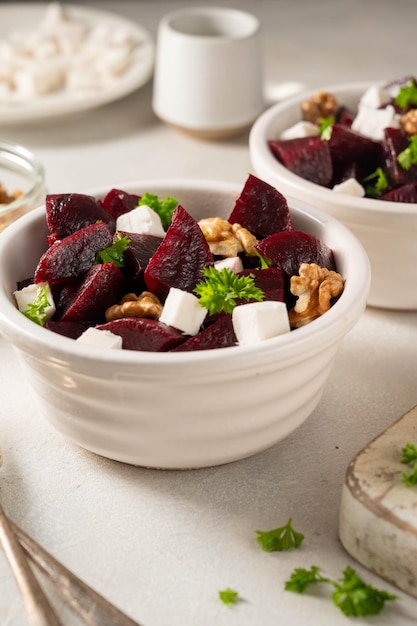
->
[{"left": 1, "top": 2, "right": 417, "bottom": 624}]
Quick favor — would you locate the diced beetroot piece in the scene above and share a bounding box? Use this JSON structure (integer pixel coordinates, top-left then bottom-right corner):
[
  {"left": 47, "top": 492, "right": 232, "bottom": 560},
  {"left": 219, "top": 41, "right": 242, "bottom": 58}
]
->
[
  {"left": 238, "top": 268, "right": 285, "bottom": 302},
  {"left": 171, "top": 314, "right": 236, "bottom": 351},
  {"left": 100, "top": 188, "right": 141, "bottom": 219},
  {"left": 328, "top": 124, "right": 382, "bottom": 168},
  {"left": 380, "top": 182, "right": 417, "bottom": 203},
  {"left": 45, "top": 320, "right": 92, "bottom": 339},
  {"left": 332, "top": 160, "right": 364, "bottom": 186},
  {"left": 120, "top": 231, "right": 163, "bottom": 290},
  {"left": 336, "top": 106, "right": 354, "bottom": 127},
  {"left": 268, "top": 136, "right": 333, "bottom": 187},
  {"left": 144, "top": 205, "right": 213, "bottom": 300},
  {"left": 34, "top": 222, "right": 113, "bottom": 285},
  {"left": 96, "top": 318, "right": 186, "bottom": 352},
  {"left": 46, "top": 193, "right": 115, "bottom": 245},
  {"left": 227, "top": 174, "right": 293, "bottom": 237},
  {"left": 59, "top": 263, "right": 126, "bottom": 323},
  {"left": 382, "top": 128, "right": 417, "bottom": 187},
  {"left": 256, "top": 231, "right": 336, "bottom": 277}
]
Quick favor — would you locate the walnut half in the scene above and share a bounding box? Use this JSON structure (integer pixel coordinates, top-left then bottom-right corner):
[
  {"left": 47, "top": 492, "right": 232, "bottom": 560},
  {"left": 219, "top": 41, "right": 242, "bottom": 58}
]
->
[
  {"left": 301, "top": 91, "right": 339, "bottom": 125},
  {"left": 198, "top": 217, "right": 258, "bottom": 257},
  {"left": 105, "top": 292, "right": 163, "bottom": 322},
  {"left": 288, "top": 263, "right": 344, "bottom": 328}
]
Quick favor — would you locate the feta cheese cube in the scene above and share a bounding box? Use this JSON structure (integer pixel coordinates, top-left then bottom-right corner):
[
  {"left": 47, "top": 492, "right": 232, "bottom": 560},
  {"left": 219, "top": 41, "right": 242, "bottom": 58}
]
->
[
  {"left": 332, "top": 177, "right": 365, "bottom": 197},
  {"left": 280, "top": 121, "right": 319, "bottom": 140},
  {"left": 13, "top": 282, "right": 56, "bottom": 322},
  {"left": 232, "top": 301, "right": 290, "bottom": 346},
  {"left": 116, "top": 205, "right": 165, "bottom": 238},
  {"left": 214, "top": 256, "right": 244, "bottom": 273},
  {"left": 159, "top": 288, "right": 207, "bottom": 336},
  {"left": 358, "top": 85, "right": 391, "bottom": 109},
  {"left": 351, "top": 104, "right": 400, "bottom": 141},
  {"left": 76, "top": 327, "right": 122, "bottom": 349}
]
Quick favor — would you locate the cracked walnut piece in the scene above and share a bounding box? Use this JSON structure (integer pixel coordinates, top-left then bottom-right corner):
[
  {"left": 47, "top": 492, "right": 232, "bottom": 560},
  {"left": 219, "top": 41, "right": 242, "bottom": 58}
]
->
[
  {"left": 198, "top": 217, "right": 258, "bottom": 257},
  {"left": 301, "top": 91, "right": 339, "bottom": 125},
  {"left": 105, "top": 292, "right": 163, "bottom": 322},
  {"left": 289, "top": 263, "right": 344, "bottom": 328},
  {"left": 0, "top": 183, "right": 22, "bottom": 205},
  {"left": 401, "top": 109, "right": 417, "bottom": 134}
]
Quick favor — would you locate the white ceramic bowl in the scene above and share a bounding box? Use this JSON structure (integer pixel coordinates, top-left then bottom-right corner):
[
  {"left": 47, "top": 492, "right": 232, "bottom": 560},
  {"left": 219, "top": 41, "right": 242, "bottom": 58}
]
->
[
  {"left": 249, "top": 81, "right": 417, "bottom": 310},
  {"left": 0, "top": 140, "right": 46, "bottom": 232},
  {"left": 0, "top": 179, "right": 370, "bottom": 469}
]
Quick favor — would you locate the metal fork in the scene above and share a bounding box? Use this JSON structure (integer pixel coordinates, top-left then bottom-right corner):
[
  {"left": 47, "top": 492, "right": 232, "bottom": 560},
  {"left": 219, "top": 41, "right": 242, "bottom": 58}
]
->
[{"left": 0, "top": 502, "right": 145, "bottom": 626}]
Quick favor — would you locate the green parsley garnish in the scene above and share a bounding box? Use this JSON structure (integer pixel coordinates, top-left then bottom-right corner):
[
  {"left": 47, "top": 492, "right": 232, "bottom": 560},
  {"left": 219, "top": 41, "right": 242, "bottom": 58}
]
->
[
  {"left": 22, "top": 284, "right": 52, "bottom": 327},
  {"left": 319, "top": 116, "right": 335, "bottom": 140},
  {"left": 400, "top": 441, "right": 417, "bottom": 486},
  {"left": 95, "top": 232, "right": 131, "bottom": 268},
  {"left": 194, "top": 267, "right": 264, "bottom": 315},
  {"left": 285, "top": 565, "right": 397, "bottom": 617},
  {"left": 138, "top": 193, "right": 178, "bottom": 230},
  {"left": 285, "top": 565, "right": 330, "bottom": 592},
  {"left": 394, "top": 79, "right": 417, "bottom": 110},
  {"left": 256, "top": 518, "right": 304, "bottom": 552},
  {"left": 218, "top": 587, "right": 239, "bottom": 606},
  {"left": 397, "top": 135, "right": 417, "bottom": 170},
  {"left": 363, "top": 167, "right": 389, "bottom": 197}
]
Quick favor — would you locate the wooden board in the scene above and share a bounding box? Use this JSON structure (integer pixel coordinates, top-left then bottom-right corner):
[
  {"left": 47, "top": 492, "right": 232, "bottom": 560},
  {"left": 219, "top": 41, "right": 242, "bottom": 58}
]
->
[{"left": 339, "top": 404, "right": 417, "bottom": 597}]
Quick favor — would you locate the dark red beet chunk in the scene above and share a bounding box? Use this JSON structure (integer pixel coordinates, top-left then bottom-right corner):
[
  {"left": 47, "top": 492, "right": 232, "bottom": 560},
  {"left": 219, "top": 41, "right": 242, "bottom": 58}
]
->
[
  {"left": 100, "top": 188, "right": 141, "bottom": 219},
  {"left": 382, "top": 128, "right": 417, "bottom": 187},
  {"left": 59, "top": 263, "right": 125, "bottom": 323},
  {"left": 45, "top": 320, "right": 92, "bottom": 339},
  {"left": 238, "top": 268, "right": 285, "bottom": 302},
  {"left": 380, "top": 182, "right": 417, "bottom": 203},
  {"left": 144, "top": 205, "right": 213, "bottom": 300},
  {"left": 269, "top": 136, "right": 333, "bottom": 187},
  {"left": 120, "top": 231, "right": 163, "bottom": 290},
  {"left": 34, "top": 222, "right": 113, "bottom": 285},
  {"left": 256, "top": 231, "right": 336, "bottom": 277},
  {"left": 96, "top": 318, "right": 186, "bottom": 351},
  {"left": 227, "top": 174, "right": 293, "bottom": 237},
  {"left": 46, "top": 193, "right": 115, "bottom": 245},
  {"left": 171, "top": 314, "right": 236, "bottom": 351},
  {"left": 328, "top": 124, "right": 382, "bottom": 171},
  {"left": 336, "top": 106, "right": 354, "bottom": 127}
]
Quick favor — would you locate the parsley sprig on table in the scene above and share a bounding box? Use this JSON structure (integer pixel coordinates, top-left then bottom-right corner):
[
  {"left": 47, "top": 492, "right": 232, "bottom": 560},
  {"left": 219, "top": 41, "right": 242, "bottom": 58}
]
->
[
  {"left": 138, "top": 193, "right": 178, "bottom": 230},
  {"left": 95, "top": 232, "right": 131, "bottom": 268},
  {"left": 256, "top": 518, "right": 304, "bottom": 552},
  {"left": 218, "top": 587, "right": 239, "bottom": 606},
  {"left": 22, "top": 284, "right": 51, "bottom": 326},
  {"left": 400, "top": 441, "right": 417, "bottom": 486},
  {"left": 194, "top": 267, "right": 264, "bottom": 315},
  {"left": 285, "top": 565, "right": 397, "bottom": 617}
]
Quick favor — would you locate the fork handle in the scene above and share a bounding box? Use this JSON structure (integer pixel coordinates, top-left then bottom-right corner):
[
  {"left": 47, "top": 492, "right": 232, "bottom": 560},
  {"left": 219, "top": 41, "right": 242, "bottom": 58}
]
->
[{"left": 0, "top": 506, "right": 62, "bottom": 626}]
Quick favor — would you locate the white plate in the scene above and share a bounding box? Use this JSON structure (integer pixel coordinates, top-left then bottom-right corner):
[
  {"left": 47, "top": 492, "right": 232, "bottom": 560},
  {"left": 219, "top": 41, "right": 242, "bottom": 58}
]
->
[{"left": 0, "top": 3, "right": 154, "bottom": 125}]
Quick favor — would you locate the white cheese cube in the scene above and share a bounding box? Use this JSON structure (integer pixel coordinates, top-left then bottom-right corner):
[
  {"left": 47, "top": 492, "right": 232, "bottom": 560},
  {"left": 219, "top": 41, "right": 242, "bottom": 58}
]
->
[
  {"left": 232, "top": 301, "right": 290, "bottom": 346},
  {"left": 351, "top": 104, "right": 400, "bottom": 141},
  {"left": 280, "top": 121, "right": 319, "bottom": 140},
  {"left": 14, "top": 282, "right": 56, "bottom": 322},
  {"left": 214, "top": 256, "right": 244, "bottom": 273},
  {"left": 159, "top": 288, "right": 207, "bottom": 336},
  {"left": 76, "top": 327, "right": 122, "bottom": 349},
  {"left": 358, "top": 85, "right": 391, "bottom": 109},
  {"left": 332, "top": 177, "right": 365, "bottom": 197},
  {"left": 116, "top": 205, "right": 165, "bottom": 238},
  {"left": 13, "top": 60, "right": 65, "bottom": 97}
]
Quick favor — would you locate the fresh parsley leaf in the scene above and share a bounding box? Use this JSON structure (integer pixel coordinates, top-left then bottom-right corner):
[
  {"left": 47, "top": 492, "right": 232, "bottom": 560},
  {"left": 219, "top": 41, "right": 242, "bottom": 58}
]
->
[
  {"left": 22, "top": 284, "right": 52, "bottom": 327},
  {"left": 218, "top": 587, "right": 239, "bottom": 606},
  {"left": 394, "top": 79, "right": 417, "bottom": 110},
  {"left": 397, "top": 135, "right": 417, "bottom": 170},
  {"left": 363, "top": 167, "right": 389, "bottom": 197},
  {"left": 401, "top": 442, "right": 417, "bottom": 464},
  {"left": 285, "top": 566, "right": 329, "bottom": 593},
  {"left": 95, "top": 232, "right": 130, "bottom": 268},
  {"left": 256, "top": 518, "right": 304, "bottom": 552},
  {"left": 331, "top": 566, "right": 397, "bottom": 617},
  {"left": 138, "top": 193, "right": 178, "bottom": 230},
  {"left": 402, "top": 464, "right": 417, "bottom": 487},
  {"left": 319, "top": 116, "right": 335, "bottom": 140},
  {"left": 254, "top": 249, "right": 272, "bottom": 269},
  {"left": 194, "top": 267, "right": 264, "bottom": 315}
]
